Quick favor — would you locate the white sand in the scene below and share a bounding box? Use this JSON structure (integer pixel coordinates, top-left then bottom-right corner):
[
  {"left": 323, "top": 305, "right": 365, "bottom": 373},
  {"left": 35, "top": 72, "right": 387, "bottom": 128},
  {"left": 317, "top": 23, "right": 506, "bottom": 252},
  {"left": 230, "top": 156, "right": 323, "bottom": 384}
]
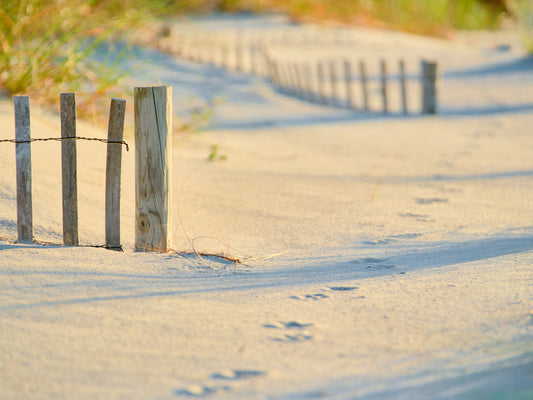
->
[{"left": 0, "top": 16, "right": 532, "bottom": 399}]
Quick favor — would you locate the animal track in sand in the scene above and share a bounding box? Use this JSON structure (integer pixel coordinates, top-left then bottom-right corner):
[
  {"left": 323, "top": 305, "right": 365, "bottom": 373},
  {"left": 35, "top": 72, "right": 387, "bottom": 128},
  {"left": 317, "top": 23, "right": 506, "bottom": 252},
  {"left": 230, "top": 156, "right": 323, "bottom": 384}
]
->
[
  {"left": 329, "top": 286, "right": 358, "bottom": 291},
  {"left": 263, "top": 321, "right": 314, "bottom": 342},
  {"left": 174, "top": 384, "right": 230, "bottom": 397},
  {"left": 290, "top": 293, "right": 329, "bottom": 300},
  {"left": 211, "top": 369, "right": 266, "bottom": 380},
  {"left": 415, "top": 197, "right": 448, "bottom": 205},
  {"left": 175, "top": 370, "right": 266, "bottom": 397},
  {"left": 399, "top": 212, "right": 434, "bottom": 222}
]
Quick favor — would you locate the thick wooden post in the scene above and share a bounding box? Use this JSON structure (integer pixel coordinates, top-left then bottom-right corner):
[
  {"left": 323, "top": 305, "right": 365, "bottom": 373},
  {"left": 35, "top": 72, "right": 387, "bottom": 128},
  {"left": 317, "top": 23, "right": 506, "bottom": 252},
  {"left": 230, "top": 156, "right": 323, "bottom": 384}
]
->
[
  {"left": 134, "top": 86, "right": 173, "bottom": 252},
  {"left": 380, "top": 59, "right": 388, "bottom": 113},
  {"left": 421, "top": 60, "right": 438, "bottom": 114},
  {"left": 399, "top": 60, "right": 408, "bottom": 115},
  {"left": 360, "top": 60, "right": 369, "bottom": 111},
  {"left": 344, "top": 59, "right": 354, "bottom": 109},
  {"left": 105, "top": 99, "right": 126, "bottom": 251},
  {"left": 14, "top": 96, "right": 33, "bottom": 243},
  {"left": 60, "top": 93, "right": 78, "bottom": 246}
]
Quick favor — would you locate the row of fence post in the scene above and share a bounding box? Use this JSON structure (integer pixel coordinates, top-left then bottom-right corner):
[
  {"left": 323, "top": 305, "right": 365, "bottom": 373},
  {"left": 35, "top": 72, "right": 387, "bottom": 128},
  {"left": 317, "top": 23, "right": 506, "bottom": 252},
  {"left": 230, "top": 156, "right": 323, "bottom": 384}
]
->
[
  {"left": 265, "top": 57, "right": 436, "bottom": 114},
  {"left": 13, "top": 95, "right": 126, "bottom": 250},
  {"left": 12, "top": 88, "right": 172, "bottom": 252},
  {"left": 167, "top": 30, "right": 438, "bottom": 115}
]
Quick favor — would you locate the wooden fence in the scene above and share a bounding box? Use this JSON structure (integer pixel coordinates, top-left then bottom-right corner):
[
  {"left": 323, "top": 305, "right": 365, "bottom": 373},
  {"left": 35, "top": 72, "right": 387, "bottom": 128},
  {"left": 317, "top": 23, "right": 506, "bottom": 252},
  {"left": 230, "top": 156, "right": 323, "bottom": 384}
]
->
[
  {"left": 6, "top": 88, "right": 174, "bottom": 252},
  {"left": 162, "top": 28, "right": 438, "bottom": 115},
  {"left": 10, "top": 94, "right": 127, "bottom": 249}
]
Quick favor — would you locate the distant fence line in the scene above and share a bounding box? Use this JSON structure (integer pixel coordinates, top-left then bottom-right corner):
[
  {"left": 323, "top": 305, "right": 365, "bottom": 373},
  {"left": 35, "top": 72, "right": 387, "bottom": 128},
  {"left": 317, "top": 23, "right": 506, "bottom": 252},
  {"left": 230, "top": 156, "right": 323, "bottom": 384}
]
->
[{"left": 158, "top": 27, "right": 438, "bottom": 115}]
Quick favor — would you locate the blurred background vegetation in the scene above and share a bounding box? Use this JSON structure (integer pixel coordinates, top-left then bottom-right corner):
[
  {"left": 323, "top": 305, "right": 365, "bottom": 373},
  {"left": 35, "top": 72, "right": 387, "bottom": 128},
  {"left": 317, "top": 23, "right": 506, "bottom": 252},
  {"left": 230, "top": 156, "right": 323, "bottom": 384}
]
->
[{"left": 0, "top": 0, "right": 531, "bottom": 124}]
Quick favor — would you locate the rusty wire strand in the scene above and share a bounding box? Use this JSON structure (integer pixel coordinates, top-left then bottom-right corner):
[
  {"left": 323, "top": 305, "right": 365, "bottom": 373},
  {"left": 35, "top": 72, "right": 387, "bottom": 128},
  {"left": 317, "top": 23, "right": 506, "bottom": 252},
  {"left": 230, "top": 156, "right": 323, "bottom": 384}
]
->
[{"left": 0, "top": 136, "right": 129, "bottom": 151}]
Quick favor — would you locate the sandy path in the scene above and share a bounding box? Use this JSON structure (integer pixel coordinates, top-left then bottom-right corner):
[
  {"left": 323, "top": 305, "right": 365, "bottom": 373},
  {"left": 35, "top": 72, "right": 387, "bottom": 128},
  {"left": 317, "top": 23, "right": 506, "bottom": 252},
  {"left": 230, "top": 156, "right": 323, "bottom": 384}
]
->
[{"left": 0, "top": 15, "right": 532, "bottom": 399}]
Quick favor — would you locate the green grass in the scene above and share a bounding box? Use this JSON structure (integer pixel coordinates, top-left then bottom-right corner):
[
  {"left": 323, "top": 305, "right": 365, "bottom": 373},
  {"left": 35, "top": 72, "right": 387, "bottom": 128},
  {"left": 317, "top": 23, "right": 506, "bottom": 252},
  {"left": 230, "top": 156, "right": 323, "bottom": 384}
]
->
[
  {"left": 0, "top": 0, "right": 522, "bottom": 130},
  {"left": 505, "top": 0, "right": 533, "bottom": 52},
  {"left": 0, "top": 0, "right": 171, "bottom": 123}
]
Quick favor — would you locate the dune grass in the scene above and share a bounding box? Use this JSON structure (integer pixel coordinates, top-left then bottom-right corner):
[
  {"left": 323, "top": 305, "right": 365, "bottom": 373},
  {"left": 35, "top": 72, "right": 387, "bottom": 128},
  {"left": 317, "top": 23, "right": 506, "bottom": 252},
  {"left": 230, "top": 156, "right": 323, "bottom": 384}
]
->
[
  {"left": 0, "top": 0, "right": 171, "bottom": 123},
  {"left": 176, "top": 0, "right": 507, "bottom": 35},
  {"left": 505, "top": 0, "right": 533, "bottom": 52}
]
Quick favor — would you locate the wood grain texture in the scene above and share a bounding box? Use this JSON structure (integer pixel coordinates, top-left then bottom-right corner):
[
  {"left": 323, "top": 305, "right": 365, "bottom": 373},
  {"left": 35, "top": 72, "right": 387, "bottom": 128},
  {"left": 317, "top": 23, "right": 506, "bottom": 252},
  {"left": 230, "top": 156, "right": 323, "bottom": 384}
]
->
[
  {"left": 14, "top": 96, "right": 33, "bottom": 243},
  {"left": 134, "top": 86, "right": 173, "bottom": 252},
  {"left": 105, "top": 98, "right": 126, "bottom": 251},
  {"left": 60, "top": 93, "right": 78, "bottom": 246}
]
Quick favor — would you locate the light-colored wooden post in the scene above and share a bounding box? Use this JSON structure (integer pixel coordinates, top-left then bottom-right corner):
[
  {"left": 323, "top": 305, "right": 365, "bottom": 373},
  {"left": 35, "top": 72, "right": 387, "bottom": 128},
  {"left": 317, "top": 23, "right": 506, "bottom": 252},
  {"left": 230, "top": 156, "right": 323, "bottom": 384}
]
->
[
  {"left": 399, "top": 60, "right": 408, "bottom": 115},
  {"left": 105, "top": 99, "right": 126, "bottom": 251},
  {"left": 251, "top": 43, "right": 258, "bottom": 75},
  {"left": 344, "top": 59, "right": 354, "bottom": 109},
  {"left": 287, "top": 62, "right": 297, "bottom": 95},
  {"left": 304, "top": 63, "right": 314, "bottom": 101},
  {"left": 222, "top": 45, "right": 229, "bottom": 69},
  {"left": 330, "top": 60, "right": 338, "bottom": 107},
  {"left": 14, "top": 96, "right": 33, "bottom": 243},
  {"left": 60, "top": 93, "right": 78, "bottom": 246},
  {"left": 318, "top": 61, "right": 327, "bottom": 104},
  {"left": 421, "top": 60, "right": 437, "bottom": 114},
  {"left": 380, "top": 59, "right": 388, "bottom": 113},
  {"left": 294, "top": 63, "right": 304, "bottom": 99},
  {"left": 360, "top": 60, "right": 369, "bottom": 111},
  {"left": 134, "top": 86, "right": 173, "bottom": 252},
  {"left": 235, "top": 42, "right": 243, "bottom": 72}
]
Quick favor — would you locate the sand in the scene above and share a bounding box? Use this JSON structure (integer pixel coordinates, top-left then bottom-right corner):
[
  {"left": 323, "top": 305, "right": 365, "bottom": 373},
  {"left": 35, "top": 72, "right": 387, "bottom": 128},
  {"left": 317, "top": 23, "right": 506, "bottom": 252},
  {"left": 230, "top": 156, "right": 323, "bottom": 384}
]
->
[{"left": 0, "top": 15, "right": 532, "bottom": 399}]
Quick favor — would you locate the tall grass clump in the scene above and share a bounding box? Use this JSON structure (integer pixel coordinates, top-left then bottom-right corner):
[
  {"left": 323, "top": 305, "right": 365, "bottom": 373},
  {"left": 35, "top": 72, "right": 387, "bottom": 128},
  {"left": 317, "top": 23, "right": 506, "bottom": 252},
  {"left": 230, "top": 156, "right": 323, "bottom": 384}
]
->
[{"left": 0, "top": 0, "right": 170, "bottom": 122}]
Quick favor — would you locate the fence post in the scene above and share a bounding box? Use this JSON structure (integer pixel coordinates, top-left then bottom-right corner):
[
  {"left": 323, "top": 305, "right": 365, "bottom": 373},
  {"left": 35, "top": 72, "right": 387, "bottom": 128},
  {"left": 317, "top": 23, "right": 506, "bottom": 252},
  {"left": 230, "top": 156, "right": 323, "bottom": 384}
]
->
[
  {"left": 60, "top": 93, "right": 78, "bottom": 246},
  {"left": 318, "top": 61, "right": 327, "bottom": 104},
  {"left": 421, "top": 60, "right": 438, "bottom": 114},
  {"left": 380, "top": 59, "right": 388, "bottom": 113},
  {"left": 105, "top": 98, "right": 126, "bottom": 251},
  {"left": 360, "top": 60, "right": 369, "bottom": 111},
  {"left": 134, "top": 86, "right": 173, "bottom": 252},
  {"left": 14, "top": 96, "right": 33, "bottom": 243},
  {"left": 399, "top": 59, "right": 408, "bottom": 115},
  {"left": 344, "top": 59, "right": 354, "bottom": 109},
  {"left": 330, "top": 60, "right": 338, "bottom": 107}
]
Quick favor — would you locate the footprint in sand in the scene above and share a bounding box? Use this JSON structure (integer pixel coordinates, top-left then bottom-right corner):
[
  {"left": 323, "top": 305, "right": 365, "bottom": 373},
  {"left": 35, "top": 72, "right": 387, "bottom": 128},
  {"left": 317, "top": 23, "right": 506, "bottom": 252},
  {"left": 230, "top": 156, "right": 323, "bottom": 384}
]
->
[
  {"left": 329, "top": 286, "right": 358, "bottom": 291},
  {"left": 290, "top": 293, "right": 329, "bottom": 301},
  {"left": 210, "top": 369, "right": 265, "bottom": 381},
  {"left": 263, "top": 321, "right": 314, "bottom": 342},
  {"left": 174, "top": 384, "right": 230, "bottom": 397}
]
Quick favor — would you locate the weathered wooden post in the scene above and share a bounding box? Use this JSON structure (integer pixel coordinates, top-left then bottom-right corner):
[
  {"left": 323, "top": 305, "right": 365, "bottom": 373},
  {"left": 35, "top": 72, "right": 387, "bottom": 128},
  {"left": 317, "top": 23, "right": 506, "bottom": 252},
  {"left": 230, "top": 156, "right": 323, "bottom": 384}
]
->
[
  {"left": 360, "top": 60, "right": 369, "bottom": 111},
  {"left": 421, "top": 60, "right": 438, "bottom": 114},
  {"left": 318, "top": 61, "right": 327, "bottom": 104},
  {"left": 304, "top": 63, "right": 314, "bottom": 102},
  {"left": 399, "top": 59, "right": 408, "bottom": 115},
  {"left": 344, "top": 59, "right": 355, "bottom": 109},
  {"left": 105, "top": 98, "right": 126, "bottom": 251},
  {"left": 235, "top": 41, "right": 243, "bottom": 72},
  {"left": 14, "top": 96, "right": 33, "bottom": 243},
  {"left": 60, "top": 93, "right": 78, "bottom": 246},
  {"left": 380, "top": 59, "right": 388, "bottom": 113},
  {"left": 294, "top": 63, "right": 305, "bottom": 99},
  {"left": 134, "top": 86, "right": 173, "bottom": 252},
  {"left": 330, "top": 60, "right": 338, "bottom": 107}
]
